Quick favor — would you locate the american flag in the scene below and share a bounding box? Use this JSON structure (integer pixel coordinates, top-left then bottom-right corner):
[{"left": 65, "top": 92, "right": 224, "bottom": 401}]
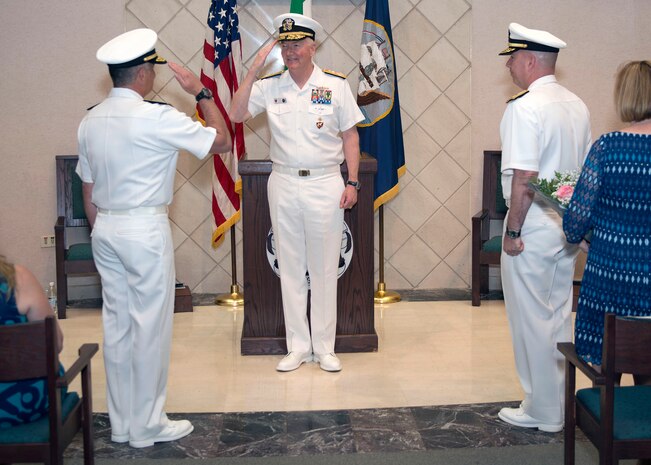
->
[{"left": 198, "top": 0, "right": 245, "bottom": 247}]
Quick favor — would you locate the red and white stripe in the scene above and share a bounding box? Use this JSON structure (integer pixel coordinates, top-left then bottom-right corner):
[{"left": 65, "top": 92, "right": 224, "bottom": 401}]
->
[{"left": 198, "top": 1, "right": 246, "bottom": 248}]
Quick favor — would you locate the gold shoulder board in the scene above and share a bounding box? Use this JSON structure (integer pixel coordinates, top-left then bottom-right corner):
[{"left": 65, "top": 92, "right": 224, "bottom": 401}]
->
[
  {"left": 323, "top": 69, "right": 346, "bottom": 79},
  {"left": 506, "top": 90, "right": 529, "bottom": 103},
  {"left": 259, "top": 71, "right": 283, "bottom": 80}
]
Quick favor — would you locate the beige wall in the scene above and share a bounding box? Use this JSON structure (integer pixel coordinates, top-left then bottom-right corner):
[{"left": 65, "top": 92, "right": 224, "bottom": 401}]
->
[
  {"left": 0, "top": 1, "right": 124, "bottom": 294},
  {"left": 2, "top": 0, "right": 650, "bottom": 297}
]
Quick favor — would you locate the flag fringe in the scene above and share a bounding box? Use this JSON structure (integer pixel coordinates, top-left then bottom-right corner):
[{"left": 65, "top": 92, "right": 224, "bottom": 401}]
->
[
  {"left": 211, "top": 209, "right": 242, "bottom": 248},
  {"left": 373, "top": 163, "right": 406, "bottom": 211}
]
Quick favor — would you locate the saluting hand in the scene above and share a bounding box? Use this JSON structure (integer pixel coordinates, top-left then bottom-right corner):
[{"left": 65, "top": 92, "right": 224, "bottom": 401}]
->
[
  {"left": 168, "top": 62, "right": 203, "bottom": 95},
  {"left": 251, "top": 39, "right": 278, "bottom": 75}
]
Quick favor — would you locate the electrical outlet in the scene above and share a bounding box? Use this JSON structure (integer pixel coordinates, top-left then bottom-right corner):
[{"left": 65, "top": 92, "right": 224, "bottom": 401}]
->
[{"left": 41, "top": 235, "right": 56, "bottom": 248}]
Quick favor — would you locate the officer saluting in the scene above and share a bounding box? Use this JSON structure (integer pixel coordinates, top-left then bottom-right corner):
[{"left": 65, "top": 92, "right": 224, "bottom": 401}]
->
[
  {"left": 77, "top": 28, "right": 231, "bottom": 448},
  {"left": 230, "top": 13, "right": 364, "bottom": 372}
]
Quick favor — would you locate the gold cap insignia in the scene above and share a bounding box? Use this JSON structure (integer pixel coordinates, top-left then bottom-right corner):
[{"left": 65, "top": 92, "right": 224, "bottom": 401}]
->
[{"left": 282, "top": 18, "right": 294, "bottom": 32}]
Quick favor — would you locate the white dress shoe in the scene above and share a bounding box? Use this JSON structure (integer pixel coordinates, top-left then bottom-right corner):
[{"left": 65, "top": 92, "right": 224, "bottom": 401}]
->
[
  {"left": 314, "top": 353, "right": 342, "bottom": 372},
  {"left": 129, "top": 419, "right": 194, "bottom": 448},
  {"left": 498, "top": 407, "right": 563, "bottom": 433},
  {"left": 276, "top": 351, "right": 313, "bottom": 372}
]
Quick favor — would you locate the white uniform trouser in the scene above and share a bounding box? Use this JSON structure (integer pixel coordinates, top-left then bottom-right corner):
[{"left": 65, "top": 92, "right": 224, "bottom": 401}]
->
[
  {"left": 268, "top": 170, "right": 345, "bottom": 356},
  {"left": 91, "top": 211, "right": 175, "bottom": 442},
  {"left": 501, "top": 207, "right": 578, "bottom": 424}
]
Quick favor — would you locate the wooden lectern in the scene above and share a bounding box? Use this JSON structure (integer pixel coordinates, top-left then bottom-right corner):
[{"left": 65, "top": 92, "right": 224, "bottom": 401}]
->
[{"left": 239, "top": 155, "right": 378, "bottom": 355}]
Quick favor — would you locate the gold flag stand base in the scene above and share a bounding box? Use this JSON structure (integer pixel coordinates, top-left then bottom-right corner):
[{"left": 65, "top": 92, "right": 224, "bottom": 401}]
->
[
  {"left": 215, "top": 284, "right": 244, "bottom": 307},
  {"left": 374, "top": 282, "right": 401, "bottom": 304}
]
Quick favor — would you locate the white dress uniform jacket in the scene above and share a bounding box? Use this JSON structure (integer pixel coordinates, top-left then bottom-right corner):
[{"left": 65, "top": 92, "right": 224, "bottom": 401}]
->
[{"left": 249, "top": 64, "right": 363, "bottom": 167}]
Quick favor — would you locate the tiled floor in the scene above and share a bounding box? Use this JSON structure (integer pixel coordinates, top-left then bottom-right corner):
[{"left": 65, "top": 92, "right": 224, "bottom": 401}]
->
[
  {"left": 67, "top": 403, "right": 571, "bottom": 459},
  {"left": 58, "top": 298, "right": 600, "bottom": 459}
]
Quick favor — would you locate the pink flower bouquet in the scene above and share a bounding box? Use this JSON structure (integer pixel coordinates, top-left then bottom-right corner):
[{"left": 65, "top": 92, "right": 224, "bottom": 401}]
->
[{"left": 529, "top": 169, "right": 581, "bottom": 216}]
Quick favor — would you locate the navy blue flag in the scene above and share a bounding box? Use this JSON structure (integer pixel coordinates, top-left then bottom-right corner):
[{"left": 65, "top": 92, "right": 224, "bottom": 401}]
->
[{"left": 356, "top": 0, "right": 405, "bottom": 209}]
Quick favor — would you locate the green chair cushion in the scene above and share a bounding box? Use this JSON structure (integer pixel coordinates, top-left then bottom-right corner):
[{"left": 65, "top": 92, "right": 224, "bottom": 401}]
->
[
  {"left": 577, "top": 385, "right": 651, "bottom": 440},
  {"left": 66, "top": 243, "right": 93, "bottom": 261},
  {"left": 482, "top": 235, "right": 503, "bottom": 253},
  {"left": 0, "top": 391, "right": 79, "bottom": 443}
]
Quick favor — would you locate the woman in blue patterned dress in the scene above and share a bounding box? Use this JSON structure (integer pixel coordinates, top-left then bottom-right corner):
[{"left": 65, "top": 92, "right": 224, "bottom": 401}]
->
[
  {"left": 563, "top": 61, "right": 651, "bottom": 373},
  {"left": 0, "top": 254, "right": 63, "bottom": 428}
]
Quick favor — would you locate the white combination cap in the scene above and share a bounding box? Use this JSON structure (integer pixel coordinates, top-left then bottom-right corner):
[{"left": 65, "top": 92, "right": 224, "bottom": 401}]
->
[
  {"left": 499, "top": 22, "right": 567, "bottom": 56},
  {"left": 273, "top": 13, "right": 324, "bottom": 43},
  {"left": 96, "top": 28, "right": 167, "bottom": 69}
]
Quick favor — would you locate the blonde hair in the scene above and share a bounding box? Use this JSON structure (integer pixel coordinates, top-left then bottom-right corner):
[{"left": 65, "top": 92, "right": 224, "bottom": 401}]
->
[
  {"left": 0, "top": 255, "right": 16, "bottom": 299},
  {"left": 614, "top": 60, "right": 651, "bottom": 122}
]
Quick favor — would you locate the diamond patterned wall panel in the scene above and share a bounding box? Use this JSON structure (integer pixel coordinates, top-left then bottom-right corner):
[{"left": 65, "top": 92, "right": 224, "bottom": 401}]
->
[
  {"left": 127, "top": 0, "right": 472, "bottom": 293},
  {"left": 419, "top": 151, "right": 468, "bottom": 203}
]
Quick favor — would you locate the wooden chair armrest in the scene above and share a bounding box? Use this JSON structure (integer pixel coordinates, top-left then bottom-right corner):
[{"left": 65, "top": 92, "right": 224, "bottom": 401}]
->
[
  {"left": 472, "top": 209, "right": 491, "bottom": 243},
  {"left": 57, "top": 343, "right": 99, "bottom": 388},
  {"left": 471, "top": 209, "right": 489, "bottom": 222},
  {"left": 557, "top": 342, "right": 605, "bottom": 384},
  {"left": 55, "top": 217, "right": 65, "bottom": 248}
]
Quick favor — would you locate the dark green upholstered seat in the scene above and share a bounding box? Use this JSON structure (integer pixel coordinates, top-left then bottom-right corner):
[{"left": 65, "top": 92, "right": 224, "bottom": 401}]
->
[
  {"left": 482, "top": 235, "right": 503, "bottom": 254},
  {"left": 577, "top": 386, "right": 651, "bottom": 440},
  {"left": 66, "top": 243, "right": 94, "bottom": 261}
]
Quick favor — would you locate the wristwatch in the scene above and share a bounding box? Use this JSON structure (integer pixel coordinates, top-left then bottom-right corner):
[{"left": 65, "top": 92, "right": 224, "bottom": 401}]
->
[
  {"left": 505, "top": 227, "right": 521, "bottom": 239},
  {"left": 346, "top": 180, "right": 361, "bottom": 191},
  {"left": 195, "top": 87, "right": 213, "bottom": 102}
]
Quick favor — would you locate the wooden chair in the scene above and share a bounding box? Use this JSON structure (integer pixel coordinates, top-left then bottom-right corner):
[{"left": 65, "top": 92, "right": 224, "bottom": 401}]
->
[
  {"left": 0, "top": 316, "right": 98, "bottom": 465},
  {"left": 471, "top": 150, "right": 507, "bottom": 306},
  {"left": 55, "top": 155, "right": 97, "bottom": 319},
  {"left": 558, "top": 314, "right": 651, "bottom": 465}
]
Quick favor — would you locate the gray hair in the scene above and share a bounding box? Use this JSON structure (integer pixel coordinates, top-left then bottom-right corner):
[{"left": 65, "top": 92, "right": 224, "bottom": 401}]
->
[{"left": 531, "top": 50, "right": 558, "bottom": 69}]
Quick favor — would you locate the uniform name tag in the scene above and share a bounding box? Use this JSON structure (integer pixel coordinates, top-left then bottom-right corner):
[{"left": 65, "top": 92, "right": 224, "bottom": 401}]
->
[{"left": 273, "top": 97, "right": 287, "bottom": 104}]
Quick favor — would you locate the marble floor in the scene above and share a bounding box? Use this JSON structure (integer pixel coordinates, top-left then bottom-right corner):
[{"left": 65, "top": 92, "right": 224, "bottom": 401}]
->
[{"left": 57, "top": 298, "right": 606, "bottom": 460}]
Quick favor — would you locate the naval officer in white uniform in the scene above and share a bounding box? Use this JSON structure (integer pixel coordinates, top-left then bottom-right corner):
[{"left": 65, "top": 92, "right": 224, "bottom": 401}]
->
[
  {"left": 230, "top": 13, "right": 364, "bottom": 373},
  {"left": 497, "top": 23, "right": 591, "bottom": 432},
  {"left": 77, "top": 28, "right": 231, "bottom": 448}
]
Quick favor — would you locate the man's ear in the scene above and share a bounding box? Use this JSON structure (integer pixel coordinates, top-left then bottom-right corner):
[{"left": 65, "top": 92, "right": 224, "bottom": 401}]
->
[{"left": 135, "top": 66, "right": 146, "bottom": 82}]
